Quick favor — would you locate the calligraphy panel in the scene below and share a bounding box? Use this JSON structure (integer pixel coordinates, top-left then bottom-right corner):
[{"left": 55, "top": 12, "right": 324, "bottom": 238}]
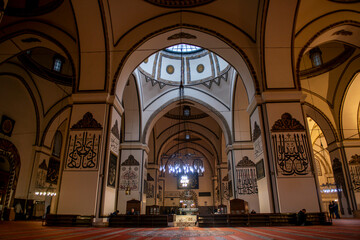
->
[
  {"left": 271, "top": 113, "right": 312, "bottom": 176},
  {"left": 65, "top": 131, "right": 101, "bottom": 170},
  {"left": 46, "top": 157, "right": 60, "bottom": 184}
]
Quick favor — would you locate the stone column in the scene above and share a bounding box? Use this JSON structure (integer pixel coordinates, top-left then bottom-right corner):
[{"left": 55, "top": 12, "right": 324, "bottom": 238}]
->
[
  {"left": 328, "top": 141, "right": 359, "bottom": 217},
  {"left": 117, "top": 142, "right": 149, "bottom": 214},
  {"left": 248, "top": 91, "right": 322, "bottom": 213},
  {"left": 57, "top": 93, "right": 120, "bottom": 217}
]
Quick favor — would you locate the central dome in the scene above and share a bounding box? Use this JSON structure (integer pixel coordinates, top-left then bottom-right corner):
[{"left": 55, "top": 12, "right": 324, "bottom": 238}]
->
[{"left": 138, "top": 44, "right": 230, "bottom": 87}]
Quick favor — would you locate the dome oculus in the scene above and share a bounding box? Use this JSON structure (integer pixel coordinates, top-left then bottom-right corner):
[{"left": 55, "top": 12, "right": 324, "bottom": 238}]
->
[{"left": 166, "top": 44, "right": 202, "bottom": 53}]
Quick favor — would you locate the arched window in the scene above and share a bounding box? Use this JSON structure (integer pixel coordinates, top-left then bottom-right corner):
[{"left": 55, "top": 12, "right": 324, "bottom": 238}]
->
[
  {"left": 52, "top": 131, "right": 62, "bottom": 157},
  {"left": 309, "top": 47, "right": 323, "bottom": 67}
]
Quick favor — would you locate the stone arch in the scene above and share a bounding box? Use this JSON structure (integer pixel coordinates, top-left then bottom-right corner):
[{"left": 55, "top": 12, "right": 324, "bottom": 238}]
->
[
  {"left": 303, "top": 103, "right": 338, "bottom": 145},
  {"left": 113, "top": 27, "right": 258, "bottom": 103},
  {"left": 142, "top": 96, "right": 232, "bottom": 147},
  {"left": 0, "top": 138, "right": 21, "bottom": 209},
  {"left": 340, "top": 71, "right": 360, "bottom": 139}
]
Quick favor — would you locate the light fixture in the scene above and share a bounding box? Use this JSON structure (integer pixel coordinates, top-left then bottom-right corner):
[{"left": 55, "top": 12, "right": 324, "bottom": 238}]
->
[
  {"left": 159, "top": 43, "right": 205, "bottom": 177},
  {"left": 180, "top": 175, "right": 189, "bottom": 187},
  {"left": 125, "top": 185, "right": 131, "bottom": 195}
]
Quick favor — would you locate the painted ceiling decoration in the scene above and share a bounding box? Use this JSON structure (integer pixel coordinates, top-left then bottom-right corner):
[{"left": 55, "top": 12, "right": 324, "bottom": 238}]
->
[
  {"left": 144, "top": 0, "right": 215, "bottom": 8},
  {"left": 167, "top": 32, "right": 197, "bottom": 40},
  {"left": 5, "top": 0, "right": 64, "bottom": 17},
  {"left": 138, "top": 44, "right": 231, "bottom": 89}
]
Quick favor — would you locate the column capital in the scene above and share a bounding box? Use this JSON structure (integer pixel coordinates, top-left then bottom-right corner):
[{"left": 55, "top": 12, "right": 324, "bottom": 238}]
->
[
  {"left": 261, "top": 90, "right": 306, "bottom": 103},
  {"left": 71, "top": 93, "right": 124, "bottom": 115},
  {"left": 120, "top": 142, "right": 150, "bottom": 153}
]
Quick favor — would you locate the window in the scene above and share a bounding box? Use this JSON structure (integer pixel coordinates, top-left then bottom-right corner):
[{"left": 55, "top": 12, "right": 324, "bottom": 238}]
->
[
  {"left": 53, "top": 57, "right": 63, "bottom": 72},
  {"left": 309, "top": 47, "right": 323, "bottom": 67},
  {"left": 183, "top": 106, "right": 190, "bottom": 117},
  {"left": 166, "top": 44, "right": 202, "bottom": 53}
]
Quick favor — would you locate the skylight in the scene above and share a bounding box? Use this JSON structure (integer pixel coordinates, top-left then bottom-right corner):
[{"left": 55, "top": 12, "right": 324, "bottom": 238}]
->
[{"left": 166, "top": 44, "right": 202, "bottom": 53}]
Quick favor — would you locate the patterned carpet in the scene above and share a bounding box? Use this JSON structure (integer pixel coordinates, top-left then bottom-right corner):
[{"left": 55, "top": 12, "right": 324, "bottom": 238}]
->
[{"left": 0, "top": 219, "right": 360, "bottom": 239}]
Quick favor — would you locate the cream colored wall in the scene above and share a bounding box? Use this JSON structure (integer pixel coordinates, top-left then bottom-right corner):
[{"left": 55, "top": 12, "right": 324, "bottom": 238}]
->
[
  {"left": 0, "top": 76, "right": 37, "bottom": 199},
  {"left": 123, "top": 75, "right": 141, "bottom": 141},
  {"left": 57, "top": 171, "right": 99, "bottom": 215},
  {"left": 266, "top": 101, "right": 320, "bottom": 213},
  {"left": 250, "top": 107, "right": 273, "bottom": 213},
  {"left": 57, "top": 103, "right": 108, "bottom": 215},
  {"left": 102, "top": 106, "right": 121, "bottom": 216}
]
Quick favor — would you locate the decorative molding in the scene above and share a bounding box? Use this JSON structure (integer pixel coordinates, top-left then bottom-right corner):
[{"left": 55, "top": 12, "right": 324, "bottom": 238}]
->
[
  {"left": 329, "top": 0, "right": 360, "bottom": 3},
  {"left": 147, "top": 173, "right": 154, "bottom": 181},
  {"left": 0, "top": 115, "right": 15, "bottom": 137},
  {"left": 21, "top": 37, "right": 41, "bottom": 43},
  {"left": 222, "top": 174, "right": 228, "bottom": 181},
  {"left": 164, "top": 112, "right": 209, "bottom": 120},
  {"left": 111, "top": 120, "right": 120, "bottom": 140},
  {"left": 71, "top": 112, "right": 102, "bottom": 130},
  {"left": 39, "top": 159, "right": 48, "bottom": 170},
  {"left": 144, "top": 0, "right": 214, "bottom": 8},
  {"left": 271, "top": 113, "right": 305, "bottom": 132},
  {"left": 236, "top": 156, "right": 255, "bottom": 168},
  {"left": 349, "top": 154, "right": 360, "bottom": 164},
  {"left": 107, "top": 153, "right": 117, "bottom": 188},
  {"left": 332, "top": 29, "right": 353, "bottom": 36},
  {"left": 349, "top": 154, "right": 360, "bottom": 192},
  {"left": 256, "top": 159, "right": 265, "bottom": 180},
  {"left": 5, "top": 0, "right": 64, "bottom": 17},
  {"left": 168, "top": 32, "right": 197, "bottom": 40},
  {"left": 252, "top": 121, "right": 261, "bottom": 141},
  {"left": 121, "top": 155, "right": 140, "bottom": 166}
]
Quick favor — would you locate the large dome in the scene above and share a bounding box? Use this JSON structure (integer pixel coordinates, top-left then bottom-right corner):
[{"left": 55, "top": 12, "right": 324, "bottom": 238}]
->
[{"left": 138, "top": 44, "right": 230, "bottom": 87}]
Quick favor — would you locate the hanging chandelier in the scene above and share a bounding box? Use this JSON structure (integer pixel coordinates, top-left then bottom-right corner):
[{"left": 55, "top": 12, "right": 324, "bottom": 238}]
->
[
  {"left": 159, "top": 42, "right": 205, "bottom": 177},
  {"left": 160, "top": 152, "right": 205, "bottom": 176}
]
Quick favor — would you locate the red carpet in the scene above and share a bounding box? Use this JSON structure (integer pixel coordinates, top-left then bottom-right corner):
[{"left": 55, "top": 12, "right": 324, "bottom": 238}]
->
[{"left": 0, "top": 219, "right": 359, "bottom": 239}]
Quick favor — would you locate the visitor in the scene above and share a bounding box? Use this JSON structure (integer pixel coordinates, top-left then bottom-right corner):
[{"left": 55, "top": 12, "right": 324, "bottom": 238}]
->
[
  {"left": 127, "top": 208, "right": 136, "bottom": 215},
  {"left": 333, "top": 201, "right": 340, "bottom": 219},
  {"left": 297, "top": 209, "right": 307, "bottom": 226},
  {"left": 110, "top": 210, "right": 119, "bottom": 216},
  {"left": 14, "top": 202, "right": 23, "bottom": 220},
  {"left": 329, "top": 201, "right": 334, "bottom": 219},
  {"left": 46, "top": 205, "right": 51, "bottom": 215}
]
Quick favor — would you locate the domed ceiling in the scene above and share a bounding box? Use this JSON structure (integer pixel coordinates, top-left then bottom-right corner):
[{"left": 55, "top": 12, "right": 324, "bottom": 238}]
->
[{"left": 138, "top": 44, "right": 230, "bottom": 88}]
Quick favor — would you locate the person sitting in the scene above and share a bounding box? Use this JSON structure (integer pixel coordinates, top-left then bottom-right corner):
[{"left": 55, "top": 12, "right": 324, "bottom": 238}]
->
[
  {"left": 110, "top": 210, "right": 119, "bottom": 216},
  {"left": 297, "top": 209, "right": 307, "bottom": 226},
  {"left": 251, "top": 210, "right": 256, "bottom": 214},
  {"left": 127, "top": 208, "right": 136, "bottom": 215}
]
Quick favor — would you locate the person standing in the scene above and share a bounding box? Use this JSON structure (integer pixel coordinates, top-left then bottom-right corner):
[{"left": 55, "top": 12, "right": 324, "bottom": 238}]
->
[
  {"left": 333, "top": 201, "right": 340, "bottom": 219},
  {"left": 329, "top": 201, "right": 334, "bottom": 219}
]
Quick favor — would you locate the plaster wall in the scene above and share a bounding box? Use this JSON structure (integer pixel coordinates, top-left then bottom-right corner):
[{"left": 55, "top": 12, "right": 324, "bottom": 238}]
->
[{"left": 0, "top": 76, "right": 37, "bottom": 199}]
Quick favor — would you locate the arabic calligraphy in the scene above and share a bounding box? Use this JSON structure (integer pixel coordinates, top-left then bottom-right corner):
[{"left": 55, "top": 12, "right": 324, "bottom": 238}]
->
[
  {"left": 272, "top": 133, "right": 311, "bottom": 176},
  {"left": 66, "top": 131, "right": 100, "bottom": 170}
]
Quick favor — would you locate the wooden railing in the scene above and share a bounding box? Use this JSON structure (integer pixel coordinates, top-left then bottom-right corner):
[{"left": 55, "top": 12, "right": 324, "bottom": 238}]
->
[
  {"left": 45, "top": 214, "right": 94, "bottom": 227},
  {"left": 198, "top": 212, "right": 330, "bottom": 227}
]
